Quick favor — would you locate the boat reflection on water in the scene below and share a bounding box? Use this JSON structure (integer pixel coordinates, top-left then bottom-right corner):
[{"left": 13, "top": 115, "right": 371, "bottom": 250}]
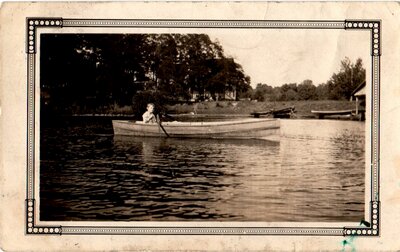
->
[
  {"left": 113, "top": 135, "right": 280, "bottom": 169},
  {"left": 114, "top": 135, "right": 280, "bottom": 148}
]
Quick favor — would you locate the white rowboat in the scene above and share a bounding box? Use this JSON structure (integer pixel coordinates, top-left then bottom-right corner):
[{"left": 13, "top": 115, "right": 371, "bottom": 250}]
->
[{"left": 112, "top": 118, "right": 280, "bottom": 141}]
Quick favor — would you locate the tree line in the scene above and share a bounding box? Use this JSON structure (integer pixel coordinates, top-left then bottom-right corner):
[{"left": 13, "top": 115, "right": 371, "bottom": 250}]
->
[
  {"left": 41, "top": 33, "right": 365, "bottom": 115},
  {"left": 250, "top": 57, "right": 366, "bottom": 102},
  {"left": 41, "top": 34, "right": 251, "bottom": 114}
]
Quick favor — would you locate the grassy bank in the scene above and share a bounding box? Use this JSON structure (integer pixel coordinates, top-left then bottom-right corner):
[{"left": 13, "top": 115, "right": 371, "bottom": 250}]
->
[
  {"left": 166, "top": 100, "right": 357, "bottom": 118},
  {"left": 54, "top": 100, "right": 358, "bottom": 119}
]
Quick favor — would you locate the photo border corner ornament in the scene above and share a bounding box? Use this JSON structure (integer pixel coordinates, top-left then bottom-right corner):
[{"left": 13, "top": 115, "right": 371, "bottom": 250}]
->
[{"left": 25, "top": 18, "right": 381, "bottom": 236}]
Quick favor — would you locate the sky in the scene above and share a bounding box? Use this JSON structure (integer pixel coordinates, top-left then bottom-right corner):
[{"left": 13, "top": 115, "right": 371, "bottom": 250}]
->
[{"left": 208, "top": 29, "right": 370, "bottom": 88}]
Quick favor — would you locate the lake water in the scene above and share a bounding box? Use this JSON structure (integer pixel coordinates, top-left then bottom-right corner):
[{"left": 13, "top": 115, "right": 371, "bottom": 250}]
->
[{"left": 40, "top": 117, "right": 365, "bottom": 222}]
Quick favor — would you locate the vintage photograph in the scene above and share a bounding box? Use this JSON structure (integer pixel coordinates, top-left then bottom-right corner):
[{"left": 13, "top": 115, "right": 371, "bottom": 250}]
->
[
  {"left": 39, "top": 28, "right": 367, "bottom": 223},
  {"left": 5, "top": 1, "right": 400, "bottom": 250}
]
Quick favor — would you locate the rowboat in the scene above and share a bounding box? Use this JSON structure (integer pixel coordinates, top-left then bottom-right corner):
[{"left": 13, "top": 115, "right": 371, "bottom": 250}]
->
[
  {"left": 112, "top": 118, "right": 280, "bottom": 141},
  {"left": 311, "top": 109, "right": 354, "bottom": 119},
  {"left": 252, "top": 106, "right": 295, "bottom": 118}
]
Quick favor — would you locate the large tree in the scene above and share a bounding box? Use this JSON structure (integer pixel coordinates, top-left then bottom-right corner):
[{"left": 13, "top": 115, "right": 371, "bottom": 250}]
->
[
  {"left": 41, "top": 33, "right": 252, "bottom": 114},
  {"left": 327, "top": 57, "right": 366, "bottom": 100},
  {"left": 206, "top": 57, "right": 251, "bottom": 100},
  {"left": 41, "top": 34, "right": 150, "bottom": 112}
]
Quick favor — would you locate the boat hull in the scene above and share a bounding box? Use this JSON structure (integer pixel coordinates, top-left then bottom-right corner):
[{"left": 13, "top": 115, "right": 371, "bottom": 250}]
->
[
  {"left": 311, "top": 109, "right": 356, "bottom": 119},
  {"left": 311, "top": 109, "right": 354, "bottom": 115},
  {"left": 112, "top": 118, "right": 280, "bottom": 140}
]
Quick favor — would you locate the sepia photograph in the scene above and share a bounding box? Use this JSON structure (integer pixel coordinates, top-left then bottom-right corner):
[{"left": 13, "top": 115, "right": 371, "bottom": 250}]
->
[
  {"left": 39, "top": 27, "right": 367, "bottom": 223},
  {"left": 2, "top": 1, "right": 400, "bottom": 250}
]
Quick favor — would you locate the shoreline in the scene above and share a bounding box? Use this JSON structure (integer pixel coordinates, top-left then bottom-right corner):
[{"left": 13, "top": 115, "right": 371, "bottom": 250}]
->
[
  {"left": 44, "top": 100, "right": 361, "bottom": 120},
  {"left": 56, "top": 114, "right": 360, "bottom": 121}
]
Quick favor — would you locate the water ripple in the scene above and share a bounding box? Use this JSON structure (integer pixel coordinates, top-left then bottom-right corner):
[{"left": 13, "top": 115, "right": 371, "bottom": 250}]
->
[{"left": 40, "top": 118, "right": 365, "bottom": 222}]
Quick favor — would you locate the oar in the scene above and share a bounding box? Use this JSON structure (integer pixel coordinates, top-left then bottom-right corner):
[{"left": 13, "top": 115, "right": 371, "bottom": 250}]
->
[{"left": 156, "top": 114, "right": 169, "bottom": 137}]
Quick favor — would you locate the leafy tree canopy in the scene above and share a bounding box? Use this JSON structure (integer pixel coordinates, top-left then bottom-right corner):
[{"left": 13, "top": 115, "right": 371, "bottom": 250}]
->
[
  {"left": 41, "top": 33, "right": 251, "bottom": 114},
  {"left": 249, "top": 57, "right": 365, "bottom": 102}
]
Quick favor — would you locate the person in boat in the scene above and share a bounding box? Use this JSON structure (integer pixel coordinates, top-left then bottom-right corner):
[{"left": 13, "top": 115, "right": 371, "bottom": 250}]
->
[{"left": 142, "top": 103, "right": 157, "bottom": 123}]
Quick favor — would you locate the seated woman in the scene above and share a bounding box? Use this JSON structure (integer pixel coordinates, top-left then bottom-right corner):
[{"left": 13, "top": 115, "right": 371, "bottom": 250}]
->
[{"left": 142, "top": 103, "right": 157, "bottom": 123}]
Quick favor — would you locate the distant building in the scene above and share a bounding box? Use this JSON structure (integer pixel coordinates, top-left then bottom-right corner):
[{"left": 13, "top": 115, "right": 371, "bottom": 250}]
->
[
  {"left": 190, "top": 87, "right": 237, "bottom": 101},
  {"left": 223, "top": 85, "right": 237, "bottom": 100}
]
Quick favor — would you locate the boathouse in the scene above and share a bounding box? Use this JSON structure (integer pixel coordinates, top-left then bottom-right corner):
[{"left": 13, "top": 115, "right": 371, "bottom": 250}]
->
[{"left": 351, "top": 81, "right": 366, "bottom": 120}]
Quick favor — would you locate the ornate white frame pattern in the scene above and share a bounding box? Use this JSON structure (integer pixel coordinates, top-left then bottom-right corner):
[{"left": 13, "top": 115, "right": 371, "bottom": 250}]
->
[{"left": 25, "top": 18, "right": 381, "bottom": 236}]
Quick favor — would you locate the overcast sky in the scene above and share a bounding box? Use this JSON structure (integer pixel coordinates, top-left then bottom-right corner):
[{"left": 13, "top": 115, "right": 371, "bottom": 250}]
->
[{"left": 208, "top": 29, "right": 370, "bottom": 88}]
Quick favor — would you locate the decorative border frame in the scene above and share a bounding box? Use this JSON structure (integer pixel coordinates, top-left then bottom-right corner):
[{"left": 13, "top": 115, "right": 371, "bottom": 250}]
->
[{"left": 26, "top": 18, "right": 381, "bottom": 236}]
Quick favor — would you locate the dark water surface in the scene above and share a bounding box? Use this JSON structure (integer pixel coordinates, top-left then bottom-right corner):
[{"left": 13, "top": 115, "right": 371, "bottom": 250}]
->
[{"left": 40, "top": 117, "right": 365, "bottom": 222}]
